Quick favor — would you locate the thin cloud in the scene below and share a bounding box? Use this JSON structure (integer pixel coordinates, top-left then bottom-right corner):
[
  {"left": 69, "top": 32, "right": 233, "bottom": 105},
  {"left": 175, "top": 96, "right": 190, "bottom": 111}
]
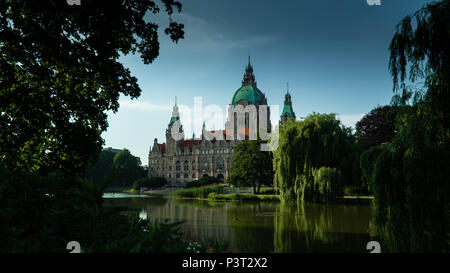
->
[
  {"left": 171, "top": 13, "right": 281, "bottom": 51},
  {"left": 119, "top": 100, "right": 172, "bottom": 112}
]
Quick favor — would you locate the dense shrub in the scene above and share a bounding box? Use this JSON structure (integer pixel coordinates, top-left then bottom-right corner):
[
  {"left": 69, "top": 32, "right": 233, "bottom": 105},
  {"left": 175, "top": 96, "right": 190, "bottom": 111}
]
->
[
  {"left": 259, "top": 188, "right": 277, "bottom": 195},
  {"left": 0, "top": 167, "right": 190, "bottom": 253},
  {"left": 172, "top": 185, "right": 224, "bottom": 198},
  {"left": 133, "top": 176, "right": 167, "bottom": 190},
  {"left": 185, "top": 176, "right": 219, "bottom": 188}
]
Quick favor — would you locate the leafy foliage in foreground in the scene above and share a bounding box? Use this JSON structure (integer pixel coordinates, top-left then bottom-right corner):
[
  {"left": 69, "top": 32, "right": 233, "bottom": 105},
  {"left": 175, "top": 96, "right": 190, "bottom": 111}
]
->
[
  {"left": 361, "top": 0, "right": 450, "bottom": 252},
  {"left": 0, "top": 0, "right": 184, "bottom": 174},
  {"left": 0, "top": 167, "right": 191, "bottom": 253}
]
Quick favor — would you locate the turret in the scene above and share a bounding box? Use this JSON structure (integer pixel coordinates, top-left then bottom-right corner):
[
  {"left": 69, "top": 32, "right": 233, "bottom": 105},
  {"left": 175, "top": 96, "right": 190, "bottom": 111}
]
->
[
  {"left": 242, "top": 56, "right": 257, "bottom": 87},
  {"left": 280, "top": 83, "right": 296, "bottom": 125},
  {"left": 166, "top": 97, "right": 184, "bottom": 155}
]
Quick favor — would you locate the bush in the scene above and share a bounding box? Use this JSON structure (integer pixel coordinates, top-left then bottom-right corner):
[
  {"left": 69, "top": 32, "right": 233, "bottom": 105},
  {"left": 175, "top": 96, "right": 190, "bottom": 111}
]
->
[
  {"left": 172, "top": 185, "right": 224, "bottom": 198},
  {"left": 185, "top": 176, "right": 219, "bottom": 188},
  {"left": 259, "top": 188, "right": 276, "bottom": 195},
  {"left": 0, "top": 168, "right": 190, "bottom": 253},
  {"left": 133, "top": 177, "right": 167, "bottom": 190}
]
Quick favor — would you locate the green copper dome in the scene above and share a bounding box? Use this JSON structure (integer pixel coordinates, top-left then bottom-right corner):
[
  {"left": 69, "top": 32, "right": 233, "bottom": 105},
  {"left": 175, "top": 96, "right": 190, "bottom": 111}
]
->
[{"left": 231, "top": 85, "right": 265, "bottom": 106}]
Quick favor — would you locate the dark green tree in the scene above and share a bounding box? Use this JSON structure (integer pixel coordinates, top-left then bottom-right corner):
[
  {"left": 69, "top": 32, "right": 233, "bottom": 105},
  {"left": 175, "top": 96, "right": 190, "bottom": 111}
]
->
[
  {"left": 227, "top": 140, "right": 274, "bottom": 194},
  {"left": 112, "top": 149, "right": 144, "bottom": 187},
  {"left": 133, "top": 176, "right": 167, "bottom": 190},
  {"left": 85, "top": 150, "right": 115, "bottom": 185},
  {"left": 0, "top": 0, "right": 184, "bottom": 174},
  {"left": 355, "top": 105, "right": 398, "bottom": 149}
]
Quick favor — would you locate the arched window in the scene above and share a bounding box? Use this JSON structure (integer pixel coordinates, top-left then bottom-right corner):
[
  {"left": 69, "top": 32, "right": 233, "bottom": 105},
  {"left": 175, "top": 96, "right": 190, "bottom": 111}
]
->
[
  {"left": 202, "top": 160, "right": 209, "bottom": 170},
  {"left": 216, "top": 158, "right": 224, "bottom": 170},
  {"left": 176, "top": 173, "right": 180, "bottom": 179},
  {"left": 176, "top": 161, "right": 180, "bottom": 171},
  {"left": 192, "top": 161, "right": 195, "bottom": 170},
  {"left": 184, "top": 161, "right": 189, "bottom": 171},
  {"left": 184, "top": 173, "right": 188, "bottom": 179}
]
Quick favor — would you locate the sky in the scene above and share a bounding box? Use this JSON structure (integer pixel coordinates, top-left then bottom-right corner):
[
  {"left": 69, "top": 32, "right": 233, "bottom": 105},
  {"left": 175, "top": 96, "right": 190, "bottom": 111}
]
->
[{"left": 102, "top": 0, "right": 432, "bottom": 165}]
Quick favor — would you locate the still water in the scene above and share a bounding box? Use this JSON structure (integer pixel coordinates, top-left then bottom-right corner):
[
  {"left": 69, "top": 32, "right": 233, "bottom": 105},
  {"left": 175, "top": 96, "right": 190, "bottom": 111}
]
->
[{"left": 103, "top": 193, "right": 373, "bottom": 253}]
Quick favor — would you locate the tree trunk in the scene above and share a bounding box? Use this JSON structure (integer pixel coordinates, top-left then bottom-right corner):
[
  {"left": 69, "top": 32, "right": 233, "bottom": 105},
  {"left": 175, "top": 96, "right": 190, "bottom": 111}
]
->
[
  {"left": 257, "top": 181, "right": 261, "bottom": 194},
  {"left": 252, "top": 182, "right": 256, "bottom": 194}
]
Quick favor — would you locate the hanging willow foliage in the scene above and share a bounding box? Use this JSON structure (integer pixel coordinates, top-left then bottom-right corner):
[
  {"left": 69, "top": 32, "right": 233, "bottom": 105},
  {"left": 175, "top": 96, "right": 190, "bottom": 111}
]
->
[
  {"left": 362, "top": 114, "right": 450, "bottom": 252},
  {"left": 273, "top": 113, "right": 359, "bottom": 203},
  {"left": 362, "top": 0, "right": 450, "bottom": 252}
]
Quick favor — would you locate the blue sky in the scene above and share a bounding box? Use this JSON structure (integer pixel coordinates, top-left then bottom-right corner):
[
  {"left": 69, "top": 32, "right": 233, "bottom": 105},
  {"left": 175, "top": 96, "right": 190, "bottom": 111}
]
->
[{"left": 102, "top": 0, "right": 432, "bottom": 164}]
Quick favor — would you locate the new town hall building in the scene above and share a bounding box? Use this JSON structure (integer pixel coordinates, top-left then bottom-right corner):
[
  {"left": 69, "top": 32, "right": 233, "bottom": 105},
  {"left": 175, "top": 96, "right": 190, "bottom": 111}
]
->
[{"left": 148, "top": 58, "right": 296, "bottom": 186}]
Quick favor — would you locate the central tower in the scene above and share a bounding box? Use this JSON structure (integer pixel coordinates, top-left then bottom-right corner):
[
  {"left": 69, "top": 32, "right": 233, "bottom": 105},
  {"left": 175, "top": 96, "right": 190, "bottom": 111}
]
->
[{"left": 227, "top": 57, "right": 271, "bottom": 139}]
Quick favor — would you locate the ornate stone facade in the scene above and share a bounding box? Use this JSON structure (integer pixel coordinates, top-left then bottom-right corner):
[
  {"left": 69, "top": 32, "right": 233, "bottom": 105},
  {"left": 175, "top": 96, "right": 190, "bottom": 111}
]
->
[{"left": 148, "top": 57, "right": 294, "bottom": 186}]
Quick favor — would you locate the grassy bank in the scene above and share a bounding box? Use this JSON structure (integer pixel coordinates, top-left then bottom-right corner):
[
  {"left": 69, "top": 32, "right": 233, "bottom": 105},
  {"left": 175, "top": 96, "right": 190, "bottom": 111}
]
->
[
  {"left": 103, "top": 186, "right": 133, "bottom": 193},
  {"left": 171, "top": 185, "right": 224, "bottom": 198},
  {"left": 123, "top": 188, "right": 139, "bottom": 194},
  {"left": 208, "top": 192, "right": 280, "bottom": 202}
]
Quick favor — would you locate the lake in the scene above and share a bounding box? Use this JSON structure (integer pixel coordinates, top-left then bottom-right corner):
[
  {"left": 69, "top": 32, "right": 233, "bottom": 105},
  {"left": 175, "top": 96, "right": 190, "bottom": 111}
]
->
[{"left": 103, "top": 193, "right": 373, "bottom": 253}]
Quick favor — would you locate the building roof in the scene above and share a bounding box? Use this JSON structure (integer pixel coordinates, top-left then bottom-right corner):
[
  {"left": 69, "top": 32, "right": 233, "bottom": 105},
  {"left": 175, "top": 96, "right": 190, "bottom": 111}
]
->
[
  {"left": 157, "top": 143, "right": 166, "bottom": 154},
  {"left": 231, "top": 85, "right": 265, "bottom": 106},
  {"left": 281, "top": 104, "right": 295, "bottom": 117},
  {"left": 181, "top": 139, "right": 200, "bottom": 153},
  {"left": 210, "top": 128, "right": 252, "bottom": 141}
]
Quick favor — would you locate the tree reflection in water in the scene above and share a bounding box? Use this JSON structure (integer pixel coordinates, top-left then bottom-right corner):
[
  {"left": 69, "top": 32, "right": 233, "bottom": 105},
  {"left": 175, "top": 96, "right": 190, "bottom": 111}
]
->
[
  {"left": 274, "top": 202, "right": 372, "bottom": 252},
  {"left": 104, "top": 196, "right": 373, "bottom": 252}
]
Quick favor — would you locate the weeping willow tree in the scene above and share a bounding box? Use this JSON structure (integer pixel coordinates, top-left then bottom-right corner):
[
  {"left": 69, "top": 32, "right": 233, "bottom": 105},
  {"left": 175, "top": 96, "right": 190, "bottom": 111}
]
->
[
  {"left": 361, "top": 0, "right": 450, "bottom": 252},
  {"left": 273, "top": 113, "right": 359, "bottom": 203}
]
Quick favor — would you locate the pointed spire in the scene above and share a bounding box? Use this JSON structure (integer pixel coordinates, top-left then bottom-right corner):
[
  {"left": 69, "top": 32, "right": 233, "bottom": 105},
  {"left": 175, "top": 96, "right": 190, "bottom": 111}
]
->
[
  {"left": 168, "top": 97, "right": 180, "bottom": 127},
  {"left": 242, "top": 56, "right": 256, "bottom": 86}
]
